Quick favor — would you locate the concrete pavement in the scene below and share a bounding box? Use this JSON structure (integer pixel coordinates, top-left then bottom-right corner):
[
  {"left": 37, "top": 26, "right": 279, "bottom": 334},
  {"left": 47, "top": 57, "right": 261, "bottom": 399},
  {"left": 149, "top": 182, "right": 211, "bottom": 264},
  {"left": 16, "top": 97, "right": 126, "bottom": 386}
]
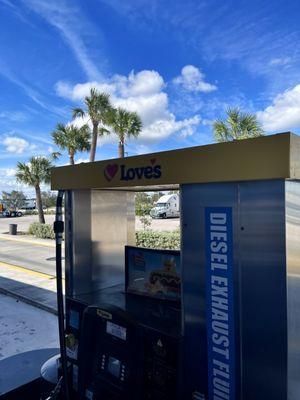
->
[
  {"left": 0, "top": 294, "right": 58, "bottom": 361},
  {"left": 0, "top": 234, "right": 60, "bottom": 313},
  {"left": 0, "top": 260, "right": 59, "bottom": 314},
  {"left": 0, "top": 237, "right": 57, "bottom": 276}
]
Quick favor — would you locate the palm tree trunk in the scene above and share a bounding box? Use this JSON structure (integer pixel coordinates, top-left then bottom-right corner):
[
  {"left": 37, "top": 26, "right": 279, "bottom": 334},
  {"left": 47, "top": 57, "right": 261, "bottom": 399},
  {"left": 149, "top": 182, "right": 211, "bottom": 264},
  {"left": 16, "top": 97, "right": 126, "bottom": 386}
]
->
[
  {"left": 35, "top": 184, "right": 45, "bottom": 224},
  {"left": 69, "top": 152, "right": 75, "bottom": 165},
  {"left": 118, "top": 141, "right": 124, "bottom": 158},
  {"left": 90, "top": 122, "right": 98, "bottom": 162}
]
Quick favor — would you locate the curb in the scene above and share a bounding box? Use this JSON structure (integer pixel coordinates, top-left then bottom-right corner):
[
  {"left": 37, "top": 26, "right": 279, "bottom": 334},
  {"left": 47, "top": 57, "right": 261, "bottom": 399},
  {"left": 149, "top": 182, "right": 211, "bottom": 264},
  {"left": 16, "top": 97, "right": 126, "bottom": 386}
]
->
[
  {"left": 0, "top": 235, "right": 56, "bottom": 248},
  {"left": 0, "top": 287, "right": 57, "bottom": 316}
]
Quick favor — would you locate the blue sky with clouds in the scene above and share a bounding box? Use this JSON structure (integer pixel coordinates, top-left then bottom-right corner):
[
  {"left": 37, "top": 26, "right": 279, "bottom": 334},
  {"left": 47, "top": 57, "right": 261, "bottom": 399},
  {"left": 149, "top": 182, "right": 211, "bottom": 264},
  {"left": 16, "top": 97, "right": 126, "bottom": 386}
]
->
[{"left": 1, "top": 0, "right": 300, "bottom": 192}]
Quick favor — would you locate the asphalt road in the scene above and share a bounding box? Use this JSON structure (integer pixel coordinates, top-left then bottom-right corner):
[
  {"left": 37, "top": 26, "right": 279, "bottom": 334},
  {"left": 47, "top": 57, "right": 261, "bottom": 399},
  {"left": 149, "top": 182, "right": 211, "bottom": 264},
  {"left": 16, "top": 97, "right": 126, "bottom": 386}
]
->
[
  {"left": 0, "top": 215, "right": 180, "bottom": 277},
  {"left": 0, "top": 238, "right": 57, "bottom": 276},
  {"left": 0, "top": 214, "right": 54, "bottom": 234},
  {"left": 0, "top": 214, "right": 180, "bottom": 233}
]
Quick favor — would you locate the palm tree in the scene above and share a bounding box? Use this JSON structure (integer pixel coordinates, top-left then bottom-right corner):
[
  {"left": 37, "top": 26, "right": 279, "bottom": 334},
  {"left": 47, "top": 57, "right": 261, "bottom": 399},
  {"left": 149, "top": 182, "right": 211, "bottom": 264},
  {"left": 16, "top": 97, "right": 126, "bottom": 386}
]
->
[
  {"left": 16, "top": 157, "right": 53, "bottom": 224},
  {"left": 108, "top": 107, "right": 142, "bottom": 157},
  {"left": 52, "top": 123, "right": 91, "bottom": 165},
  {"left": 72, "top": 88, "right": 112, "bottom": 162},
  {"left": 213, "top": 107, "right": 264, "bottom": 142}
]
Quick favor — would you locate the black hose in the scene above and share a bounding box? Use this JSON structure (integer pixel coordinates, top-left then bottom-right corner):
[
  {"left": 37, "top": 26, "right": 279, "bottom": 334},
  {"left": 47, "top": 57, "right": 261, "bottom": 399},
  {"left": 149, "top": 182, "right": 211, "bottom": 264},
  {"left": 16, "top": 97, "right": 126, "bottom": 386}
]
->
[{"left": 54, "top": 190, "right": 70, "bottom": 400}]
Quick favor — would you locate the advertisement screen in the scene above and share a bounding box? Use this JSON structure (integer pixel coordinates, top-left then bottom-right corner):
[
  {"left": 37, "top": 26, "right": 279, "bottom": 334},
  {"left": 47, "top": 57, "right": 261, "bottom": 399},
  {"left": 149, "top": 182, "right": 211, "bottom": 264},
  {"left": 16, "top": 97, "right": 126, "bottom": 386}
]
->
[{"left": 125, "top": 246, "right": 181, "bottom": 301}]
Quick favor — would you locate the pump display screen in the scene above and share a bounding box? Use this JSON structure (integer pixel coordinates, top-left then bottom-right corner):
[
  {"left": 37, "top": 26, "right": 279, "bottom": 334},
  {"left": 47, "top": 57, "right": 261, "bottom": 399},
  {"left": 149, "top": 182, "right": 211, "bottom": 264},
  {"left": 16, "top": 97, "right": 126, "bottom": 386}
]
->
[
  {"left": 125, "top": 246, "right": 181, "bottom": 301},
  {"left": 106, "top": 321, "right": 127, "bottom": 341},
  {"left": 107, "top": 356, "right": 121, "bottom": 378}
]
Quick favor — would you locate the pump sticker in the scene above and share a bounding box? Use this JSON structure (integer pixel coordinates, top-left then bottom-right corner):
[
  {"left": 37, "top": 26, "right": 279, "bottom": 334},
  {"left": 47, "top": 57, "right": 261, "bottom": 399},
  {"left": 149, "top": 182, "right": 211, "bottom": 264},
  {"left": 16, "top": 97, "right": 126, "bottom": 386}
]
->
[{"left": 205, "top": 207, "right": 235, "bottom": 400}]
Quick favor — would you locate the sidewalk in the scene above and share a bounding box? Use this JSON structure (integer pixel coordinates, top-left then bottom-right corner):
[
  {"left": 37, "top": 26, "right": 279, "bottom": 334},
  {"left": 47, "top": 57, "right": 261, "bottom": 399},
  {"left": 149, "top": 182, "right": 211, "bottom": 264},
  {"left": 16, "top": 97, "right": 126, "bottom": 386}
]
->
[{"left": 0, "top": 261, "right": 59, "bottom": 315}]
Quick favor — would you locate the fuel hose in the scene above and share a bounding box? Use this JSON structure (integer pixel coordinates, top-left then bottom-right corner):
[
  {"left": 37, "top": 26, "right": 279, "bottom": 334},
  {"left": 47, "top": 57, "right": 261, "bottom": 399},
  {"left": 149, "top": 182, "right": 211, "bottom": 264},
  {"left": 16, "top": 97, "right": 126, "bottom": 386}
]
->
[{"left": 54, "top": 190, "right": 70, "bottom": 400}]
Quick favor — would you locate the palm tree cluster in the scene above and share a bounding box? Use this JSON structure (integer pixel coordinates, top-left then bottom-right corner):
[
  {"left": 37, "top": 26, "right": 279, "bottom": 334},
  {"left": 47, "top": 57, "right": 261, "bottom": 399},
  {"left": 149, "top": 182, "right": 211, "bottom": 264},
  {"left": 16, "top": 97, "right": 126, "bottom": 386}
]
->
[
  {"left": 15, "top": 88, "right": 143, "bottom": 223},
  {"left": 15, "top": 90, "right": 263, "bottom": 224},
  {"left": 51, "top": 88, "right": 143, "bottom": 163},
  {"left": 213, "top": 107, "right": 264, "bottom": 142}
]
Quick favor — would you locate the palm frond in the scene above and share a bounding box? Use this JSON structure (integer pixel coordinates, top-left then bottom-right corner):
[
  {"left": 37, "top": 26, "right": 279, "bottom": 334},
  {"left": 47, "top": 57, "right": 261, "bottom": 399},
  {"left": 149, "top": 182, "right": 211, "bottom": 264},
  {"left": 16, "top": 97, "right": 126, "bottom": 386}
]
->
[
  {"left": 108, "top": 107, "right": 142, "bottom": 143},
  {"left": 213, "top": 107, "right": 264, "bottom": 142},
  {"left": 16, "top": 157, "right": 53, "bottom": 187},
  {"left": 72, "top": 107, "right": 85, "bottom": 119}
]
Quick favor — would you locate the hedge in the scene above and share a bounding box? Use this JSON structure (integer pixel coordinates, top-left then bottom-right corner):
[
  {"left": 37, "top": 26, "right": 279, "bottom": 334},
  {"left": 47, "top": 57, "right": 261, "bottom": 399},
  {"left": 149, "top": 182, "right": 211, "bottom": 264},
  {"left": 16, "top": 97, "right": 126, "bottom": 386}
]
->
[
  {"left": 28, "top": 222, "right": 55, "bottom": 240},
  {"left": 28, "top": 222, "right": 180, "bottom": 249},
  {"left": 135, "top": 229, "right": 180, "bottom": 250}
]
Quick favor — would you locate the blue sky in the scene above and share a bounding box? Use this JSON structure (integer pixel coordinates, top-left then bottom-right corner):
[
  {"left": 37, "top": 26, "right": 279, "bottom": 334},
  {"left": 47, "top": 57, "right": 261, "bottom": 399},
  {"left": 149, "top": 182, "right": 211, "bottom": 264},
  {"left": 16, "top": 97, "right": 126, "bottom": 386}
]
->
[{"left": 1, "top": 0, "right": 300, "bottom": 192}]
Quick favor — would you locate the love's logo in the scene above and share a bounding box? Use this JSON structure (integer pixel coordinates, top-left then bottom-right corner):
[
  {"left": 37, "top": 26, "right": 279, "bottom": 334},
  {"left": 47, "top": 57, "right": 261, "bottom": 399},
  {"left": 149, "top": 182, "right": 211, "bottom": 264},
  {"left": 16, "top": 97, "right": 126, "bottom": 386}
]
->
[
  {"left": 103, "top": 159, "right": 162, "bottom": 182},
  {"left": 104, "top": 164, "right": 118, "bottom": 181}
]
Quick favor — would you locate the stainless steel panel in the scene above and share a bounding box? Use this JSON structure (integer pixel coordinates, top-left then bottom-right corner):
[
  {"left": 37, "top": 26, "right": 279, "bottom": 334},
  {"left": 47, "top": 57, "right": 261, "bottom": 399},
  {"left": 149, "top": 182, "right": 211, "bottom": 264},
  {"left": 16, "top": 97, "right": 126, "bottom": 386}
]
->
[
  {"left": 238, "top": 180, "right": 287, "bottom": 400},
  {"left": 286, "top": 180, "right": 300, "bottom": 399},
  {"left": 64, "top": 190, "right": 73, "bottom": 296},
  {"left": 91, "top": 190, "right": 135, "bottom": 290},
  {"left": 67, "top": 190, "right": 92, "bottom": 296},
  {"left": 65, "top": 189, "right": 135, "bottom": 299}
]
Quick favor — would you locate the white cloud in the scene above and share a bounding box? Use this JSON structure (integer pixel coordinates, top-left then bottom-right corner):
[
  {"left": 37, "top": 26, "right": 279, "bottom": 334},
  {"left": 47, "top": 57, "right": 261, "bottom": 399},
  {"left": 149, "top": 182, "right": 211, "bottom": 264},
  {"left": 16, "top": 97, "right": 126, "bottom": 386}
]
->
[
  {"left": 24, "top": 0, "right": 103, "bottom": 81},
  {"left": 173, "top": 65, "right": 217, "bottom": 93},
  {"left": 56, "top": 69, "right": 201, "bottom": 145},
  {"left": 0, "top": 111, "right": 27, "bottom": 122},
  {"left": 0, "top": 168, "right": 19, "bottom": 194},
  {"left": 76, "top": 157, "right": 89, "bottom": 164},
  {"left": 2, "top": 168, "right": 16, "bottom": 177},
  {"left": 270, "top": 57, "right": 292, "bottom": 66},
  {"left": 0, "top": 167, "right": 41, "bottom": 196},
  {"left": 3, "top": 137, "right": 37, "bottom": 154},
  {"left": 257, "top": 84, "right": 300, "bottom": 131},
  {"left": 55, "top": 80, "right": 115, "bottom": 101}
]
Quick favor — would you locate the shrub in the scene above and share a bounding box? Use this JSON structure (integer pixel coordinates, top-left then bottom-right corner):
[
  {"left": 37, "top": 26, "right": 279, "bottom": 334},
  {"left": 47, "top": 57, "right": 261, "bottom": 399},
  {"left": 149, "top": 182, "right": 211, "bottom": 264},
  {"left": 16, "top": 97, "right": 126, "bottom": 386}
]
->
[
  {"left": 28, "top": 222, "right": 55, "bottom": 239},
  {"left": 135, "top": 229, "right": 180, "bottom": 250}
]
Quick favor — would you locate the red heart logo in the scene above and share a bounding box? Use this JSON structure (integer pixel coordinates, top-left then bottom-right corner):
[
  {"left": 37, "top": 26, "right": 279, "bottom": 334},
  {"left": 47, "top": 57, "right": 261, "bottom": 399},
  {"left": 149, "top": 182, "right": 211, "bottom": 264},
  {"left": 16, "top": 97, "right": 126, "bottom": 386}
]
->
[
  {"left": 150, "top": 158, "right": 156, "bottom": 165},
  {"left": 104, "top": 164, "right": 118, "bottom": 181}
]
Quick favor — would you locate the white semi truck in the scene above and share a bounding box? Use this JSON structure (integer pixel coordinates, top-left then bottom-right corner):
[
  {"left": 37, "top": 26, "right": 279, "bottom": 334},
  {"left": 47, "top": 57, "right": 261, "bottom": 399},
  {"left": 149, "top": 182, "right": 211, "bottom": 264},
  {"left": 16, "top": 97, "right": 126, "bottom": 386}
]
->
[{"left": 150, "top": 194, "right": 180, "bottom": 218}]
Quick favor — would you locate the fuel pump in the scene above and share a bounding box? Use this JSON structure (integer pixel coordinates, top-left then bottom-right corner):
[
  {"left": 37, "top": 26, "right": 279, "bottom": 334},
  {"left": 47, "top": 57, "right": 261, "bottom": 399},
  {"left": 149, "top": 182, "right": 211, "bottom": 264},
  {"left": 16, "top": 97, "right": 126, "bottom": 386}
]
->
[{"left": 5, "top": 132, "right": 300, "bottom": 400}]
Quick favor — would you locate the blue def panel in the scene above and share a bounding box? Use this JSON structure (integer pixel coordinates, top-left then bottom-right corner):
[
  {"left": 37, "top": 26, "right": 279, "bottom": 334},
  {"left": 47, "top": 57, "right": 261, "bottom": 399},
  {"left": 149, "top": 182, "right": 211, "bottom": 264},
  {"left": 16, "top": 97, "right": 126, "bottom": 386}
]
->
[
  {"left": 181, "top": 181, "right": 287, "bottom": 400},
  {"left": 205, "top": 207, "right": 235, "bottom": 400},
  {"left": 181, "top": 183, "right": 238, "bottom": 400}
]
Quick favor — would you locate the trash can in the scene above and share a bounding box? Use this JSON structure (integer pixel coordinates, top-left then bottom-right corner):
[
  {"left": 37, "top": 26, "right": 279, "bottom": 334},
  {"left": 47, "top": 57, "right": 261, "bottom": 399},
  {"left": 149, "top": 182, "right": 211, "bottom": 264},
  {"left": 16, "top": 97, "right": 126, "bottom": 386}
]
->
[{"left": 9, "top": 224, "right": 17, "bottom": 235}]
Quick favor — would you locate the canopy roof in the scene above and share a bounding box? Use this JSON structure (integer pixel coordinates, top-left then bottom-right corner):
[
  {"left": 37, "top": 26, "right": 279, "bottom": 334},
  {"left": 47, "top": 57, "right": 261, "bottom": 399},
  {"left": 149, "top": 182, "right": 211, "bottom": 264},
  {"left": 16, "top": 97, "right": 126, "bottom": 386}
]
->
[{"left": 51, "top": 132, "right": 300, "bottom": 191}]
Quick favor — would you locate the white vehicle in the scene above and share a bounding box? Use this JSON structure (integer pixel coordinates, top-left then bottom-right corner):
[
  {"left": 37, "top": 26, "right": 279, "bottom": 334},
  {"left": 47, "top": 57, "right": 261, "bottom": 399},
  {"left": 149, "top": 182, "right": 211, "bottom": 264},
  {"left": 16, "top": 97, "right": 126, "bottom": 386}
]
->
[
  {"left": 21, "top": 199, "right": 36, "bottom": 210},
  {"left": 150, "top": 194, "right": 180, "bottom": 219}
]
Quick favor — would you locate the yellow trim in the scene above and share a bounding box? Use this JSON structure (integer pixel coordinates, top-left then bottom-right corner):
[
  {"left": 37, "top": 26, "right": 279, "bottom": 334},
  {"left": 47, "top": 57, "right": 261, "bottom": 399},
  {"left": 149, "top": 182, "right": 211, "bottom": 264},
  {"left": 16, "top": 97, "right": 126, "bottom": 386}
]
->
[
  {"left": 51, "top": 132, "right": 298, "bottom": 190},
  {"left": 0, "top": 261, "right": 54, "bottom": 279},
  {"left": 0, "top": 235, "right": 56, "bottom": 248}
]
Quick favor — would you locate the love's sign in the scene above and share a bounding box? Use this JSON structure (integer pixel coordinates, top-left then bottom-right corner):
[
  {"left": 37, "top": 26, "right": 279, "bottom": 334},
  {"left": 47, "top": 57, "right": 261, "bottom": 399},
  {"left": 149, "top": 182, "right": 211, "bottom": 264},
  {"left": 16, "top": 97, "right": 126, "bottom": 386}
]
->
[{"left": 103, "top": 159, "right": 162, "bottom": 182}]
